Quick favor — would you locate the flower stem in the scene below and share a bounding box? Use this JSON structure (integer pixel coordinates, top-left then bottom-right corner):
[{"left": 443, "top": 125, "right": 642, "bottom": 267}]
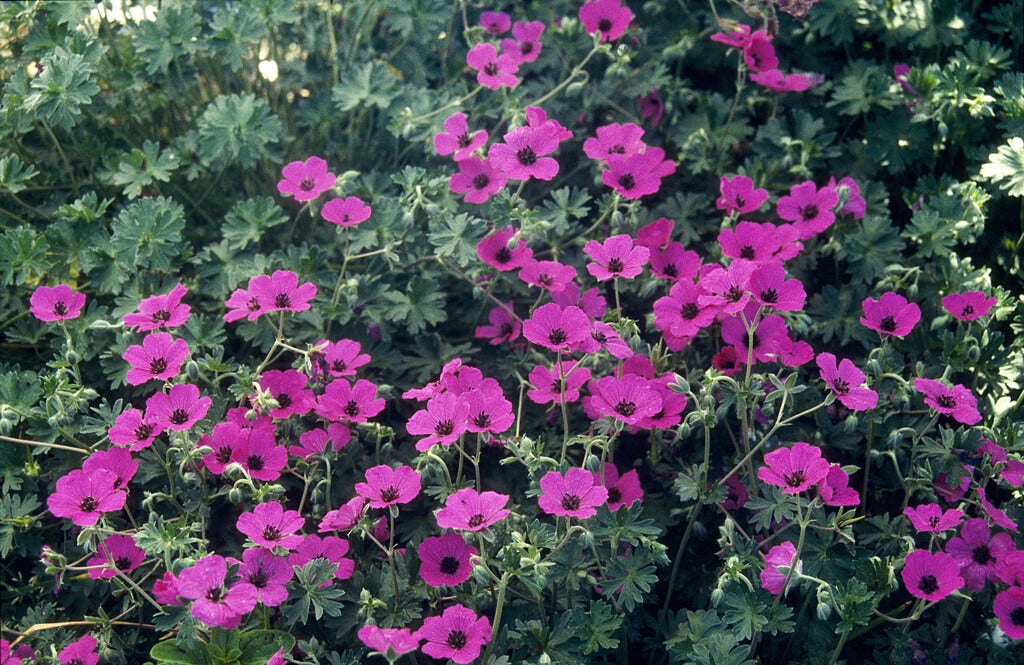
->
[{"left": 530, "top": 45, "right": 600, "bottom": 107}]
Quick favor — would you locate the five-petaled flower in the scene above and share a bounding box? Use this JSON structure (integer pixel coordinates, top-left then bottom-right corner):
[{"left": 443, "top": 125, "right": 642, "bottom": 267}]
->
[
  {"left": 538, "top": 467, "right": 609, "bottom": 518},
  {"left": 30, "top": 284, "right": 86, "bottom": 322},
  {"left": 355, "top": 465, "right": 422, "bottom": 508},
  {"left": 757, "top": 442, "right": 830, "bottom": 494},
  {"left": 277, "top": 156, "right": 336, "bottom": 201},
  {"left": 416, "top": 604, "right": 492, "bottom": 664}
]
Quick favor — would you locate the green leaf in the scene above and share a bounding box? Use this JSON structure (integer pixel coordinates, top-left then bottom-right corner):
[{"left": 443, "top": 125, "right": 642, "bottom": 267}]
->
[
  {"left": 980, "top": 136, "right": 1024, "bottom": 197},
  {"left": 238, "top": 630, "right": 295, "bottom": 664},
  {"left": 568, "top": 601, "right": 622, "bottom": 655},
  {"left": 381, "top": 278, "right": 446, "bottom": 334},
  {"left": 150, "top": 640, "right": 206, "bottom": 665},
  {"left": 222, "top": 197, "right": 290, "bottom": 250},
  {"left": 110, "top": 196, "right": 187, "bottom": 271},
  {"left": 284, "top": 559, "right": 346, "bottom": 626},
  {"left": 827, "top": 60, "right": 899, "bottom": 116},
  {"left": 601, "top": 547, "right": 659, "bottom": 612},
  {"left": 132, "top": 4, "right": 203, "bottom": 76},
  {"left": 839, "top": 215, "right": 906, "bottom": 283},
  {"left": 0, "top": 154, "right": 39, "bottom": 194},
  {"left": 427, "top": 212, "right": 485, "bottom": 267},
  {"left": 197, "top": 94, "right": 283, "bottom": 170},
  {"left": 0, "top": 226, "right": 51, "bottom": 286},
  {"left": 102, "top": 140, "right": 180, "bottom": 199},
  {"left": 332, "top": 62, "right": 401, "bottom": 112},
  {"left": 22, "top": 47, "right": 100, "bottom": 130},
  {"left": 208, "top": 7, "right": 268, "bottom": 72}
]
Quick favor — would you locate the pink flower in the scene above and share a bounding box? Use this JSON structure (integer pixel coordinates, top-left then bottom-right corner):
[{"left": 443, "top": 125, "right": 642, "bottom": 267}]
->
[
  {"left": 417, "top": 604, "right": 492, "bottom": 664},
  {"left": 527, "top": 361, "right": 591, "bottom": 404},
  {"left": 277, "top": 156, "right": 336, "bottom": 202},
  {"left": 82, "top": 447, "right": 137, "bottom": 491},
  {"left": 903, "top": 504, "right": 964, "bottom": 533},
  {"left": 123, "top": 332, "right": 189, "bottom": 385},
  {"left": 942, "top": 291, "right": 996, "bottom": 321},
  {"left": 87, "top": 533, "right": 145, "bottom": 580},
  {"left": 475, "top": 303, "right": 521, "bottom": 345},
  {"left": 358, "top": 625, "right": 421, "bottom": 660},
  {"left": 407, "top": 392, "right": 470, "bottom": 452},
  {"left": 477, "top": 227, "right": 532, "bottom": 271},
  {"left": 289, "top": 534, "right": 354, "bottom": 582},
  {"left": 748, "top": 261, "right": 806, "bottom": 311},
  {"left": 450, "top": 157, "right": 508, "bottom": 203},
  {"left": 463, "top": 380, "right": 514, "bottom": 434},
  {"left": 636, "top": 217, "right": 674, "bottom": 249},
  {"left": 319, "top": 495, "right": 366, "bottom": 533},
  {"left": 501, "top": 20, "right": 545, "bottom": 64},
  {"left": 718, "top": 221, "right": 801, "bottom": 263},
  {"left": 817, "top": 464, "right": 859, "bottom": 507},
  {"left": 592, "top": 463, "right": 642, "bottom": 511},
  {"left": 653, "top": 280, "right": 717, "bottom": 340},
  {"left": 579, "top": 0, "right": 633, "bottom": 42},
  {"left": 584, "top": 234, "right": 649, "bottom": 280},
  {"left": 234, "top": 547, "right": 294, "bottom": 606},
  {"left": 108, "top": 407, "right": 164, "bottom": 451},
  {"left": 518, "top": 259, "right": 578, "bottom": 293},
  {"left": 434, "top": 112, "right": 488, "bottom": 160},
  {"left": 587, "top": 374, "right": 663, "bottom": 426},
  {"left": 582, "top": 320, "right": 633, "bottom": 360},
  {"left": 913, "top": 378, "right": 981, "bottom": 425},
  {"left": 289, "top": 425, "right": 351, "bottom": 459},
  {"left": 58, "top": 634, "right": 98, "bottom": 665},
  {"left": 828, "top": 176, "right": 866, "bottom": 219},
  {"left": 711, "top": 347, "right": 742, "bottom": 375},
  {"left": 488, "top": 124, "right": 562, "bottom": 181},
  {"left": 638, "top": 86, "right": 664, "bottom": 126},
  {"left": 901, "top": 549, "right": 964, "bottom": 601},
  {"left": 978, "top": 486, "right": 1018, "bottom": 532},
  {"left": 30, "top": 284, "right": 86, "bottom": 322},
  {"left": 258, "top": 369, "right": 314, "bottom": 418},
  {"left": 48, "top": 468, "right": 126, "bottom": 526},
  {"left": 418, "top": 532, "right": 478, "bottom": 587},
  {"left": 237, "top": 502, "right": 305, "bottom": 550},
  {"left": 815, "top": 352, "right": 877, "bottom": 411},
  {"left": 314, "top": 338, "right": 371, "bottom": 378},
  {"left": 152, "top": 571, "right": 182, "bottom": 606},
  {"left": 602, "top": 148, "right": 675, "bottom": 199},
  {"left": 466, "top": 43, "right": 519, "bottom": 90},
  {"left": 522, "top": 303, "right": 591, "bottom": 352},
  {"left": 649, "top": 242, "right": 700, "bottom": 282},
  {"left": 176, "top": 554, "right": 257, "bottom": 629},
  {"left": 322, "top": 196, "right": 371, "bottom": 227},
  {"left": 249, "top": 270, "right": 318, "bottom": 315},
  {"left": 720, "top": 308, "right": 791, "bottom": 365},
  {"left": 436, "top": 488, "right": 511, "bottom": 531},
  {"left": 716, "top": 175, "right": 769, "bottom": 215},
  {"left": 551, "top": 282, "right": 608, "bottom": 318},
  {"left": 750, "top": 69, "right": 822, "bottom": 92},
  {"left": 145, "top": 383, "right": 211, "bottom": 431},
  {"left": 761, "top": 542, "right": 800, "bottom": 595},
  {"left": 776, "top": 181, "right": 839, "bottom": 239},
  {"left": 224, "top": 286, "right": 262, "bottom": 322},
  {"left": 355, "top": 465, "right": 421, "bottom": 509},
  {"left": 710, "top": 24, "right": 752, "bottom": 49},
  {"left": 757, "top": 442, "right": 830, "bottom": 494},
  {"left": 227, "top": 425, "right": 287, "bottom": 481},
  {"left": 743, "top": 30, "right": 778, "bottom": 72},
  {"left": 697, "top": 261, "right": 756, "bottom": 315},
  {"left": 478, "top": 10, "right": 510, "bottom": 35},
  {"left": 945, "top": 518, "right": 1015, "bottom": 591},
  {"left": 583, "top": 122, "right": 646, "bottom": 161},
  {"left": 860, "top": 292, "right": 921, "bottom": 338},
  {"left": 123, "top": 283, "right": 190, "bottom": 331},
  {"left": 316, "top": 378, "right": 386, "bottom": 423},
  {"left": 538, "top": 468, "right": 609, "bottom": 518},
  {"left": 993, "top": 586, "right": 1024, "bottom": 640}
]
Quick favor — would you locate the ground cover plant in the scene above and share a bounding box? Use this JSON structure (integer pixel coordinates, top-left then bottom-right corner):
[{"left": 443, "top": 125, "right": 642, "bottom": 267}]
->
[{"left": 1, "top": 0, "right": 1023, "bottom": 663}]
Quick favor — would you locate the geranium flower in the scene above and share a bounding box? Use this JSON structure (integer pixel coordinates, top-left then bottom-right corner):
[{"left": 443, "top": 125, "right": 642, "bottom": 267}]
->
[
  {"left": 289, "top": 534, "right": 354, "bottom": 582},
  {"left": 277, "top": 156, "right": 336, "bottom": 201},
  {"left": 538, "top": 468, "right": 610, "bottom": 519},
  {"left": 152, "top": 571, "right": 181, "bottom": 606},
  {"left": 583, "top": 122, "right": 646, "bottom": 161},
  {"left": 860, "top": 292, "right": 921, "bottom": 338},
  {"left": 579, "top": 0, "right": 633, "bottom": 42},
  {"left": 289, "top": 425, "right": 351, "bottom": 459},
  {"left": 761, "top": 542, "right": 800, "bottom": 595},
  {"left": 248, "top": 270, "right": 317, "bottom": 316},
  {"left": 716, "top": 175, "right": 769, "bottom": 215},
  {"left": 223, "top": 285, "right": 262, "bottom": 322},
  {"left": 993, "top": 586, "right": 1024, "bottom": 640},
  {"left": 592, "top": 463, "right": 642, "bottom": 511},
  {"left": 321, "top": 196, "right": 371, "bottom": 227},
  {"left": 418, "top": 532, "right": 478, "bottom": 587},
  {"left": 434, "top": 112, "right": 488, "bottom": 161},
  {"left": 488, "top": 124, "right": 562, "bottom": 181},
  {"left": 319, "top": 495, "right": 367, "bottom": 533},
  {"left": 978, "top": 486, "right": 1018, "bottom": 533},
  {"left": 477, "top": 227, "right": 532, "bottom": 271},
  {"left": 650, "top": 242, "right": 701, "bottom": 282},
  {"left": 478, "top": 10, "right": 510, "bottom": 35},
  {"left": 233, "top": 547, "right": 293, "bottom": 606},
  {"left": 712, "top": 347, "right": 742, "bottom": 375},
  {"left": 710, "top": 24, "right": 752, "bottom": 49},
  {"left": 314, "top": 338, "right": 371, "bottom": 378},
  {"left": 757, "top": 442, "right": 830, "bottom": 494},
  {"left": 518, "top": 259, "right": 578, "bottom": 293},
  {"left": 227, "top": 430, "right": 286, "bottom": 482},
  {"left": 417, "top": 604, "right": 492, "bottom": 665},
  {"left": 87, "top": 533, "right": 145, "bottom": 580},
  {"left": 584, "top": 234, "right": 649, "bottom": 280},
  {"left": 316, "top": 378, "right": 386, "bottom": 423},
  {"left": 750, "top": 69, "right": 822, "bottom": 92},
  {"left": 58, "top": 634, "right": 98, "bottom": 665},
  {"left": 697, "top": 260, "right": 756, "bottom": 315},
  {"left": 145, "top": 383, "right": 211, "bottom": 431},
  {"left": 475, "top": 303, "right": 521, "bottom": 345},
  {"left": 466, "top": 43, "right": 519, "bottom": 90},
  {"left": 587, "top": 374, "right": 663, "bottom": 427},
  {"left": 407, "top": 392, "right": 470, "bottom": 452},
  {"left": 638, "top": 86, "right": 664, "bottom": 126},
  {"left": 633, "top": 374, "right": 688, "bottom": 429},
  {"left": 722, "top": 475, "right": 750, "bottom": 510},
  {"left": 82, "top": 447, "right": 137, "bottom": 491},
  {"left": 358, "top": 625, "right": 421, "bottom": 660},
  {"left": 30, "top": 284, "right": 86, "bottom": 322},
  {"left": 817, "top": 465, "right": 859, "bottom": 507},
  {"left": 748, "top": 261, "right": 806, "bottom": 311},
  {"left": 176, "top": 554, "right": 257, "bottom": 629},
  {"left": 581, "top": 320, "right": 632, "bottom": 360},
  {"left": 815, "top": 352, "right": 877, "bottom": 411},
  {"left": 721, "top": 308, "right": 791, "bottom": 365},
  {"left": 903, "top": 504, "right": 964, "bottom": 533},
  {"left": 501, "top": 20, "right": 545, "bottom": 64},
  {"left": 602, "top": 148, "right": 675, "bottom": 199},
  {"left": 522, "top": 303, "right": 591, "bottom": 352},
  {"left": 48, "top": 468, "right": 126, "bottom": 526},
  {"left": 636, "top": 217, "right": 674, "bottom": 249},
  {"left": 941, "top": 291, "right": 996, "bottom": 321},
  {"left": 108, "top": 407, "right": 164, "bottom": 451},
  {"left": 524, "top": 106, "right": 573, "bottom": 141},
  {"left": 236, "top": 502, "right": 305, "bottom": 550},
  {"left": 551, "top": 282, "right": 608, "bottom": 319},
  {"left": 436, "top": 488, "right": 511, "bottom": 531},
  {"left": 913, "top": 378, "right": 981, "bottom": 425},
  {"left": 828, "top": 176, "right": 867, "bottom": 219},
  {"left": 258, "top": 369, "right": 314, "bottom": 418},
  {"left": 355, "top": 465, "right": 421, "bottom": 509},
  {"left": 653, "top": 280, "right": 717, "bottom": 340},
  {"left": 463, "top": 380, "right": 515, "bottom": 434},
  {"left": 527, "top": 361, "right": 591, "bottom": 404},
  {"left": 945, "top": 518, "right": 1015, "bottom": 591},
  {"left": 450, "top": 157, "right": 508, "bottom": 203},
  {"left": 718, "top": 221, "right": 800, "bottom": 263},
  {"left": 743, "top": 30, "right": 778, "bottom": 72},
  {"left": 123, "top": 332, "right": 189, "bottom": 385},
  {"left": 123, "top": 283, "right": 190, "bottom": 331},
  {"left": 901, "top": 549, "right": 963, "bottom": 601},
  {"left": 776, "top": 181, "right": 839, "bottom": 239}
]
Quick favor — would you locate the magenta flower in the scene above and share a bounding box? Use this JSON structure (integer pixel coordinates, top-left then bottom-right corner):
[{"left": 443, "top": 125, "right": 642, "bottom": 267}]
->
[
  {"left": 418, "top": 604, "right": 492, "bottom": 665},
  {"left": 477, "top": 226, "right": 532, "bottom": 271},
  {"left": 501, "top": 20, "right": 545, "bottom": 64},
  {"left": 579, "top": 0, "right": 633, "bottom": 42},
  {"left": 757, "top": 442, "right": 830, "bottom": 494},
  {"left": 48, "top": 468, "right": 126, "bottom": 526},
  {"left": 30, "top": 284, "right": 86, "bottom": 322},
  {"left": 587, "top": 374, "right": 663, "bottom": 427},
  {"left": 488, "top": 124, "right": 562, "bottom": 181},
  {"left": 860, "top": 292, "right": 921, "bottom": 338},
  {"left": 199, "top": 421, "right": 244, "bottom": 475},
  {"left": 581, "top": 320, "right": 633, "bottom": 359},
  {"left": 449, "top": 156, "right": 508, "bottom": 203},
  {"left": 223, "top": 286, "right": 262, "bottom": 322},
  {"left": 418, "top": 532, "right": 478, "bottom": 587},
  {"left": 289, "top": 534, "right": 354, "bottom": 582},
  {"left": 478, "top": 10, "right": 510, "bottom": 34},
  {"left": 527, "top": 361, "right": 591, "bottom": 404},
  {"left": 748, "top": 261, "right": 806, "bottom": 311},
  {"left": 718, "top": 221, "right": 800, "bottom": 263},
  {"left": 828, "top": 176, "right": 867, "bottom": 219},
  {"left": 358, "top": 625, "right": 421, "bottom": 660},
  {"left": 58, "top": 634, "right": 98, "bottom": 665},
  {"left": 635, "top": 375, "right": 689, "bottom": 429},
  {"left": 761, "top": 542, "right": 800, "bottom": 595},
  {"left": 584, "top": 234, "right": 650, "bottom": 280},
  {"left": 710, "top": 24, "right": 752, "bottom": 49},
  {"left": 145, "top": 383, "right": 211, "bottom": 431},
  {"left": 750, "top": 69, "right": 822, "bottom": 92},
  {"left": 355, "top": 465, "right": 421, "bottom": 509},
  {"left": 277, "top": 156, "right": 336, "bottom": 202},
  {"left": 815, "top": 352, "right": 877, "bottom": 411},
  {"left": 123, "top": 283, "right": 190, "bottom": 331},
  {"left": 436, "top": 488, "right": 511, "bottom": 531},
  {"left": 123, "top": 332, "right": 189, "bottom": 386},
  {"left": 463, "top": 381, "right": 514, "bottom": 434},
  {"left": 697, "top": 261, "right": 756, "bottom": 315},
  {"left": 712, "top": 347, "right": 742, "bottom": 375},
  {"left": 87, "top": 533, "right": 145, "bottom": 580},
  {"left": 903, "top": 504, "right": 963, "bottom": 533},
  {"left": 259, "top": 369, "right": 314, "bottom": 418},
  {"left": 946, "top": 518, "right": 1015, "bottom": 592},
  {"left": 289, "top": 425, "right": 351, "bottom": 459},
  {"left": 82, "top": 447, "right": 137, "bottom": 491},
  {"left": 776, "top": 181, "right": 839, "bottom": 239},
  {"left": 993, "top": 586, "right": 1024, "bottom": 640},
  {"left": 522, "top": 303, "right": 591, "bottom": 352},
  {"left": 249, "top": 270, "right": 317, "bottom": 316},
  {"left": 593, "top": 463, "right": 642, "bottom": 511},
  {"left": 538, "top": 468, "right": 610, "bottom": 519},
  {"left": 176, "top": 554, "right": 257, "bottom": 629},
  {"left": 901, "top": 549, "right": 964, "bottom": 602},
  {"left": 638, "top": 86, "right": 664, "bottom": 126},
  {"left": 237, "top": 501, "right": 305, "bottom": 550},
  {"left": 602, "top": 148, "right": 675, "bottom": 199},
  {"left": 319, "top": 495, "right": 367, "bottom": 533},
  {"left": 108, "top": 407, "right": 164, "bottom": 452},
  {"left": 518, "top": 259, "right": 578, "bottom": 293},
  {"left": 636, "top": 217, "right": 674, "bottom": 249},
  {"left": 316, "top": 378, "right": 386, "bottom": 423},
  {"left": 551, "top": 282, "right": 608, "bottom": 319},
  {"left": 322, "top": 196, "right": 372, "bottom": 227},
  {"left": 466, "top": 43, "right": 519, "bottom": 90},
  {"left": 716, "top": 175, "right": 769, "bottom": 215},
  {"left": 475, "top": 302, "right": 521, "bottom": 345},
  {"left": 233, "top": 547, "right": 293, "bottom": 606},
  {"left": 942, "top": 291, "right": 996, "bottom": 321},
  {"left": 742, "top": 30, "right": 777, "bottom": 72},
  {"left": 653, "top": 280, "right": 717, "bottom": 341},
  {"left": 434, "top": 112, "right": 488, "bottom": 161},
  {"left": 152, "top": 571, "right": 181, "bottom": 606},
  {"left": 314, "top": 338, "right": 371, "bottom": 378},
  {"left": 720, "top": 308, "right": 791, "bottom": 365},
  {"left": 818, "top": 465, "right": 859, "bottom": 507},
  {"left": 583, "top": 122, "right": 646, "bottom": 161},
  {"left": 913, "top": 378, "right": 981, "bottom": 425},
  {"left": 407, "top": 392, "right": 470, "bottom": 452},
  {"left": 650, "top": 242, "right": 700, "bottom": 282}
]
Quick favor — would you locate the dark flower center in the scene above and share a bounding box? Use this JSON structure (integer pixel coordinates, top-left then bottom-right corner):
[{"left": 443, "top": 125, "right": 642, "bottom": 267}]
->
[
  {"left": 618, "top": 173, "right": 636, "bottom": 190},
  {"left": 331, "top": 359, "right": 347, "bottom": 373},
  {"left": 538, "top": 274, "right": 554, "bottom": 286},
  {"left": 972, "top": 545, "right": 992, "bottom": 565},
  {"left": 79, "top": 496, "right": 97, "bottom": 512},
  {"left": 170, "top": 408, "right": 190, "bottom": 425},
  {"left": 615, "top": 400, "right": 637, "bottom": 417},
  {"left": 598, "top": 18, "right": 612, "bottom": 32},
  {"left": 681, "top": 303, "right": 699, "bottom": 319},
  {"left": 380, "top": 486, "right": 399, "bottom": 503},
  {"left": 472, "top": 173, "right": 490, "bottom": 189},
  {"left": 134, "top": 423, "right": 153, "bottom": 441},
  {"left": 784, "top": 470, "right": 807, "bottom": 488},
  {"left": 249, "top": 568, "right": 269, "bottom": 588},
  {"left": 740, "top": 246, "right": 756, "bottom": 259},
  {"left": 726, "top": 286, "right": 745, "bottom": 302},
  {"left": 153, "top": 309, "right": 171, "bottom": 322},
  {"left": 473, "top": 412, "right": 491, "bottom": 428},
  {"left": 607, "top": 487, "right": 621, "bottom": 504},
  {"left": 517, "top": 146, "right": 537, "bottom": 166},
  {"left": 484, "top": 62, "right": 498, "bottom": 76},
  {"left": 917, "top": 575, "right": 939, "bottom": 595},
  {"left": 247, "top": 296, "right": 261, "bottom": 312},
  {"left": 276, "top": 393, "right": 292, "bottom": 408},
  {"left": 548, "top": 328, "right": 567, "bottom": 345},
  {"left": 607, "top": 258, "right": 625, "bottom": 273},
  {"left": 832, "top": 378, "right": 850, "bottom": 395},
  {"left": 760, "top": 288, "right": 778, "bottom": 304},
  {"left": 262, "top": 525, "right": 282, "bottom": 541},
  {"left": 879, "top": 316, "right": 897, "bottom": 332},
  {"left": 468, "top": 514, "right": 485, "bottom": 528},
  {"left": 800, "top": 204, "right": 819, "bottom": 221},
  {"left": 520, "top": 42, "right": 533, "bottom": 55},
  {"left": 499, "top": 322, "right": 513, "bottom": 337},
  {"left": 662, "top": 263, "right": 678, "bottom": 277},
  {"left": 54, "top": 301, "right": 68, "bottom": 316},
  {"left": 439, "top": 556, "right": 461, "bottom": 575},
  {"left": 435, "top": 420, "right": 455, "bottom": 436},
  {"left": 961, "top": 305, "right": 974, "bottom": 316},
  {"left": 206, "top": 586, "right": 223, "bottom": 602},
  {"left": 1012, "top": 607, "right": 1024, "bottom": 626},
  {"left": 247, "top": 454, "right": 265, "bottom": 471},
  {"left": 735, "top": 195, "right": 746, "bottom": 208},
  {"left": 344, "top": 400, "right": 361, "bottom": 416},
  {"left": 68, "top": 660, "right": 83, "bottom": 665},
  {"left": 928, "top": 515, "right": 940, "bottom": 528},
  {"left": 447, "top": 629, "right": 468, "bottom": 650},
  {"left": 561, "top": 494, "right": 582, "bottom": 511},
  {"left": 936, "top": 395, "right": 956, "bottom": 409},
  {"left": 215, "top": 446, "right": 232, "bottom": 464},
  {"left": 608, "top": 144, "right": 626, "bottom": 154},
  {"left": 494, "top": 246, "right": 512, "bottom": 264},
  {"left": 149, "top": 357, "right": 168, "bottom": 374},
  {"left": 274, "top": 293, "right": 292, "bottom": 308},
  {"left": 457, "top": 132, "right": 472, "bottom": 148},
  {"left": 299, "top": 177, "right": 316, "bottom": 191}
]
